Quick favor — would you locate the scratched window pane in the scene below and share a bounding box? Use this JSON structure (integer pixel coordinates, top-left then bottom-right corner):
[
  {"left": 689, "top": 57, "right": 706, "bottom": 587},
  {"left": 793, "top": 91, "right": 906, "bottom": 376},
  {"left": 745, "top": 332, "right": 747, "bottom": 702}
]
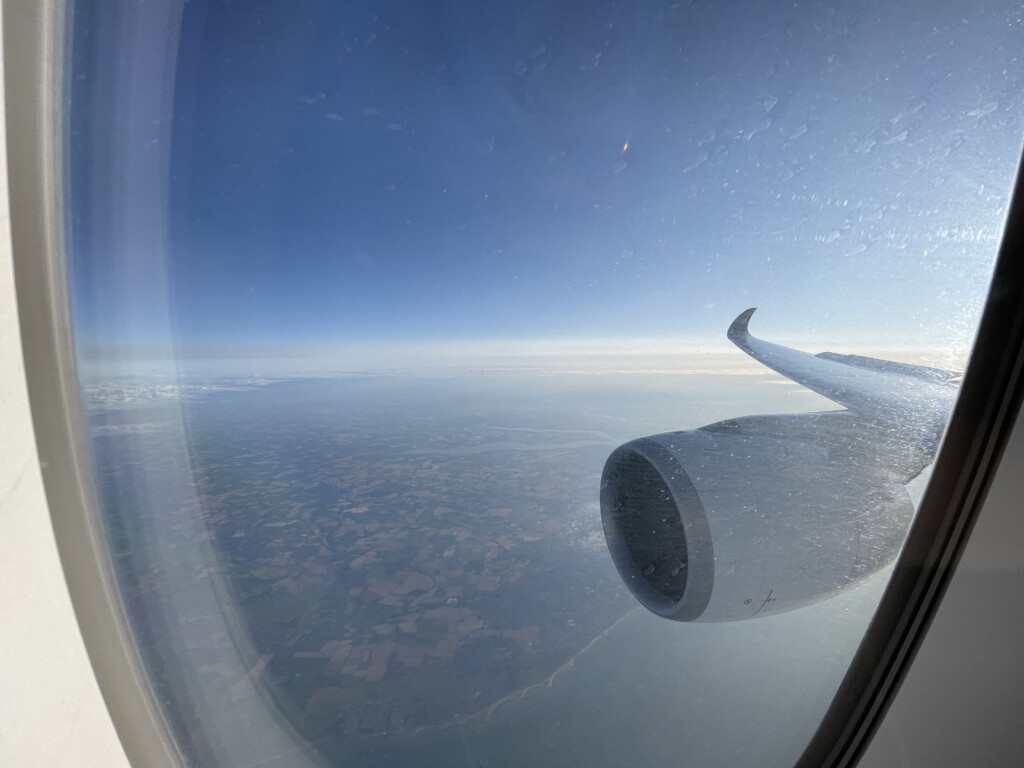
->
[{"left": 69, "top": 1, "right": 1024, "bottom": 766}]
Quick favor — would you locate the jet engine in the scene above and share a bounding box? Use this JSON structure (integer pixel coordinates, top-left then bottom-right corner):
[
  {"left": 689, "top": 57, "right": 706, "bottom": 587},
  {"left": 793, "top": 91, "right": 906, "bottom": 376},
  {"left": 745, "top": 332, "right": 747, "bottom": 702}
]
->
[{"left": 600, "top": 309, "right": 959, "bottom": 622}]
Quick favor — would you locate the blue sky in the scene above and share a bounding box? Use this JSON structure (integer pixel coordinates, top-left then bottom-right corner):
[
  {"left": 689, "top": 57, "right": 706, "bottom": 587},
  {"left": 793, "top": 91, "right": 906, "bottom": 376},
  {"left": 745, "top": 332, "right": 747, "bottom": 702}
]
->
[{"left": 69, "top": 0, "right": 1024, "bottom": 361}]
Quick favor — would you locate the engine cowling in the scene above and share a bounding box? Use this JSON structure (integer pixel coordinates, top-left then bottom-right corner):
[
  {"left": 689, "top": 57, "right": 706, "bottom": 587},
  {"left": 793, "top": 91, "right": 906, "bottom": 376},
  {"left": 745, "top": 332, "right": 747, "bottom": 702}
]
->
[{"left": 600, "top": 411, "right": 922, "bottom": 622}]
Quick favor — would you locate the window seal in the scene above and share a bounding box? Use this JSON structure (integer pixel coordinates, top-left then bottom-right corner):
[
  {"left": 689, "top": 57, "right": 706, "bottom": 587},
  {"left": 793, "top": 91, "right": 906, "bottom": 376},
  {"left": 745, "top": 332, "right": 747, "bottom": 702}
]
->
[{"left": 5, "top": 3, "right": 184, "bottom": 766}]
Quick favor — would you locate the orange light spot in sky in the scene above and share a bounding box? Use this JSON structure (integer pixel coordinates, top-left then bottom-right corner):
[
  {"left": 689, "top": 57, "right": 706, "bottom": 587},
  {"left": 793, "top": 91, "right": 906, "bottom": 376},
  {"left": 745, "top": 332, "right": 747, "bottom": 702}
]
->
[{"left": 622, "top": 140, "right": 629, "bottom": 152}]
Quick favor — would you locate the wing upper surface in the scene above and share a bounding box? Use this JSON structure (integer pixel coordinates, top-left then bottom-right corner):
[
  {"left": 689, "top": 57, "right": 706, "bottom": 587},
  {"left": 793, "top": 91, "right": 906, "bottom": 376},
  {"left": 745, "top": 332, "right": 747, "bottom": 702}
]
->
[
  {"left": 814, "top": 351, "right": 960, "bottom": 383},
  {"left": 727, "top": 308, "right": 957, "bottom": 441}
]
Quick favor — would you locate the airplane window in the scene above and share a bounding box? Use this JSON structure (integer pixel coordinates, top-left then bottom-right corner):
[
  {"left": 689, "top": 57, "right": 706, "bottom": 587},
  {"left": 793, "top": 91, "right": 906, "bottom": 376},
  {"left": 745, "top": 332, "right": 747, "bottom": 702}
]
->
[{"left": 64, "top": 1, "right": 1024, "bottom": 766}]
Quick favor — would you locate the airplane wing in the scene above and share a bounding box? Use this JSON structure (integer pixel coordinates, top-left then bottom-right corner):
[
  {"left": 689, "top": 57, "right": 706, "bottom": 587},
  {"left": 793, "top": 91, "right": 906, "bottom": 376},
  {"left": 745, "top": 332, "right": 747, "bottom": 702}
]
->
[{"left": 727, "top": 308, "right": 958, "bottom": 446}]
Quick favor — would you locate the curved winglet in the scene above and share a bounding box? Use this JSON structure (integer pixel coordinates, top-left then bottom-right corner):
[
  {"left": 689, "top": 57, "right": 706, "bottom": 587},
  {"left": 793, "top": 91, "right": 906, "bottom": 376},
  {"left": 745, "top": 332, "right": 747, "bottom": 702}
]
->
[
  {"left": 727, "top": 307, "right": 758, "bottom": 352},
  {"left": 722, "top": 307, "right": 956, "bottom": 433}
]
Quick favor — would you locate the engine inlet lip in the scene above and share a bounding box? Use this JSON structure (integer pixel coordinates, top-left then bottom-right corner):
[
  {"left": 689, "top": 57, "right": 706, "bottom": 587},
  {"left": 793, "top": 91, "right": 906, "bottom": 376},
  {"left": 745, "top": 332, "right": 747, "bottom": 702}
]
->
[{"left": 600, "top": 436, "right": 715, "bottom": 621}]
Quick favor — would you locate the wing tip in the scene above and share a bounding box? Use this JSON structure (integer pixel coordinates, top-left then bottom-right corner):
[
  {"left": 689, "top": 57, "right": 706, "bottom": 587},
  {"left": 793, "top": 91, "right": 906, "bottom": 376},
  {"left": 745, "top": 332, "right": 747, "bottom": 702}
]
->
[{"left": 727, "top": 307, "right": 758, "bottom": 344}]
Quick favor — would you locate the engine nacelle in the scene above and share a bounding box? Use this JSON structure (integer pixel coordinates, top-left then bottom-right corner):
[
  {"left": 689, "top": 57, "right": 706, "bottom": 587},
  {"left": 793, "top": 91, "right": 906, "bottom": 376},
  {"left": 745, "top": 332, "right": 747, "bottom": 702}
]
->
[{"left": 600, "top": 411, "right": 919, "bottom": 622}]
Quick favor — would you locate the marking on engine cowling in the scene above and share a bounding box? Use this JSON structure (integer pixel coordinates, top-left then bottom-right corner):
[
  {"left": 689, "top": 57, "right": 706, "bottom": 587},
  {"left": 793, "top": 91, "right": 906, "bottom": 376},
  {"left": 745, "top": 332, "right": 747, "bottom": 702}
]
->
[{"left": 752, "top": 588, "right": 776, "bottom": 616}]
